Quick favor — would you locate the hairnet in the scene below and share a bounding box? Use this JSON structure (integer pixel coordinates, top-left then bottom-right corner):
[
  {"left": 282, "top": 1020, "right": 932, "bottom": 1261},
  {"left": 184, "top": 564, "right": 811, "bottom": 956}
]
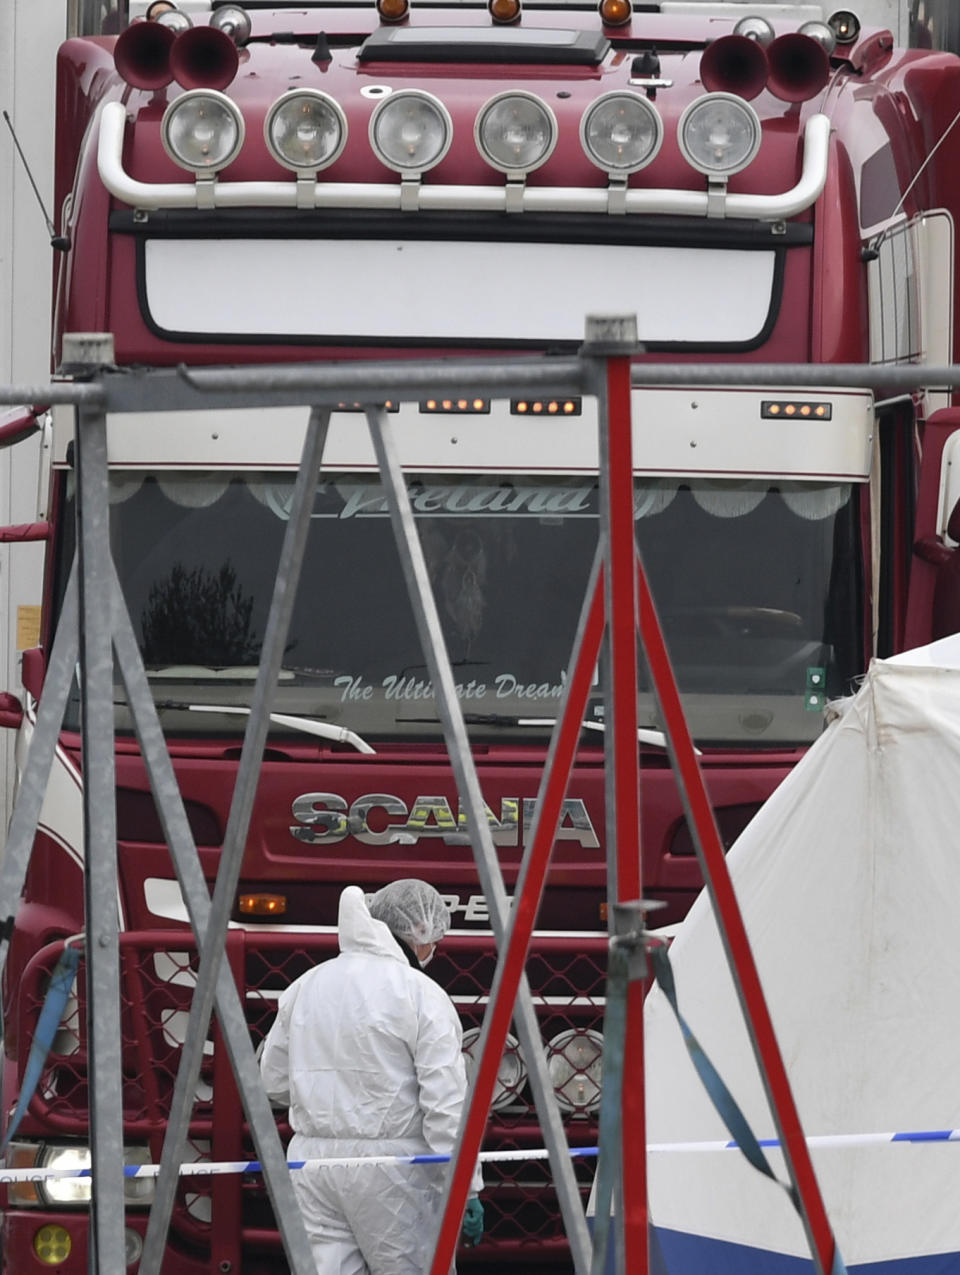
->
[{"left": 368, "top": 879, "right": 451, "bottom": 946}]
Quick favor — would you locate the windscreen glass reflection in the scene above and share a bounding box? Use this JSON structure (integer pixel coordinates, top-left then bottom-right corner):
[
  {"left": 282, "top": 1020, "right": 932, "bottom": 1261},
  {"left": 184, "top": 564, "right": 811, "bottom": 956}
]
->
[{"left": 58, "top": 472, "right": 862, "bottom": 745}]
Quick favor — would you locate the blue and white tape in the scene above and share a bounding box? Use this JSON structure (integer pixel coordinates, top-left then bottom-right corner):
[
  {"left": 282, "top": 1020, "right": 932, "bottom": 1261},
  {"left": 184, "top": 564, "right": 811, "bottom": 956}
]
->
[{"left": 2, "top": 1130, "right": 959, "bottom": 1183}]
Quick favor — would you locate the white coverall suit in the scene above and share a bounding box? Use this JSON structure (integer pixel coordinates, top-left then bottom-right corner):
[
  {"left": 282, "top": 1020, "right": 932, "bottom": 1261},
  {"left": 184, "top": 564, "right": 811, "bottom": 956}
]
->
[{"left": 259, "top": 886, "right": 483, "bottom": 1274}]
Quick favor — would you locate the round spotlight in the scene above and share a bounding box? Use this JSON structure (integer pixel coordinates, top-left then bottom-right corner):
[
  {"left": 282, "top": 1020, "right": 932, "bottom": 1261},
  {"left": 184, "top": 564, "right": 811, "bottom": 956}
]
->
[
  {"left": 475, "top": 91, "right": 557, "bottom": 176},
  {"left": 678, "top": 92, "right": 761, "bottom": 177},
  {"left": 265, "top": 90, "right": 347, "bottom": 172},
  {"left": 828, "top": 9, "right": 860, "bottom": 44},
  {"left": 161, "top": 90, "right": 245, "bottom": 173},
  {"left": 369, "top": 90, "right": 453, "bottom": 174},
  {"left": 462, "top": 1029, "right": 527, "bottom": 1111},
  {"left": 581, "top": 91, "right": 663, "bottom": 174},
  {"left": 209, "top": 4, "right": 252, "bottom": 45},
  {"left": 547, "top": 1029, "right": 603, "bottom": 1115},
  {"left": 732, "top": 15, "right": 775, "bottom": 46}
]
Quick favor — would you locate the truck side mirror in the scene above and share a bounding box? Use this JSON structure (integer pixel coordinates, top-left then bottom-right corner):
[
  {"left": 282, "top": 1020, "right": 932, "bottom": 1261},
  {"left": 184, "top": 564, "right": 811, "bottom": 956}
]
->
[
  {"left": 21, "top": 647, "right": 46, "bottom": 699},
  {"left": 0, "top": 693, "right": 24, "bottom": 730}
]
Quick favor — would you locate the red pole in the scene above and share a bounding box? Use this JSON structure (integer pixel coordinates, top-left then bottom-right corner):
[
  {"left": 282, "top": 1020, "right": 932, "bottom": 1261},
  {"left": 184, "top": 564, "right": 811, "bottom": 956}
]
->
[
  {"left": 598, "top": 334, "right": 648, "bottom": 1272},
  {"left": 636, "top": 560, "right": 839, "bottom": 1275},
  {"left": 427, "top": 573, "right": 606, "bottom": 1275}
]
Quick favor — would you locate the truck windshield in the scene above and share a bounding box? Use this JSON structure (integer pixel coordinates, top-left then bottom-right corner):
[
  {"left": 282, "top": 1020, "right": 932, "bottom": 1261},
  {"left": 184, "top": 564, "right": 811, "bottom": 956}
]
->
[{"left": 57, "top": 471, "right": 862, "bottom": 746}]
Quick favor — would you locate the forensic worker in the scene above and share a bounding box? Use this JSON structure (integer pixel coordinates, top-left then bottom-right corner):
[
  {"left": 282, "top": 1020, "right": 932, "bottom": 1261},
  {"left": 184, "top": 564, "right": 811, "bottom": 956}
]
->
[{"left": 259, "top": 879, "right": 484, "bottom": 1274}]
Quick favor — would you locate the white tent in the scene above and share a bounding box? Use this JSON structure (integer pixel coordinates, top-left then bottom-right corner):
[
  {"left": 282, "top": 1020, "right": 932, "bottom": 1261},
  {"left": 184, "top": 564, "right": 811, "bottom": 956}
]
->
[{"left": 644, "top": 635, "right": 960, "bottom": 1274}]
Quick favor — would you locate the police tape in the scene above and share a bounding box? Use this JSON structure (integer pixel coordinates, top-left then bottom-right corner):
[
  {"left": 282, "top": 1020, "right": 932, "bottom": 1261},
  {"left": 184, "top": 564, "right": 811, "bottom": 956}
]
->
[
  {"left": 1, "top": 1130, "right": 959, "bottom": 1182},
  {"left": 0, "top": 1145, "right": 599, "bottom": 1183}
]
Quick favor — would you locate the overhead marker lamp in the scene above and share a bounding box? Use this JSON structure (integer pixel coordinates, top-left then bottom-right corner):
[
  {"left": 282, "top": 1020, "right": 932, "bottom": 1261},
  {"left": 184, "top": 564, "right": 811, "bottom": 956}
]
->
[
  {"left": 598, "top": 0, "right": 632, "bottom": 27},
  {"left": 677, "top": 91, "right": 761, "bottom": 177},
  {"left": 580, "top": 91, "right": 663, "bottom": 174},
  {"left": 377, "top": 0, "right": 411, "bottom": 23},
  {"left": 489, "top": 0, "right": 522, "bottom": 24},
  {"left": 161, "top": 89, "right": 245, "bottom": 173},
  {"left": 265, "top": 90, "right": 348, "bottom": 172},
  {"left": 475, "top": 91, "right": 558, "bottom": 175},
  {"left": 369, "top": 90, "right": 453, "bottom": 174}
]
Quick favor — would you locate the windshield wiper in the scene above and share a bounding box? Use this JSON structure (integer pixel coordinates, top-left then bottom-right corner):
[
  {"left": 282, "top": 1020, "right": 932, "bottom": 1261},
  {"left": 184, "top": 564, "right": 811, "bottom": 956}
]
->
[
  {"left": 158, "top": 702, "right": 376, "bottom": 754},
  {"left": 397, "top": 713, "right": 696, "bottom": 752},
  {"left": 517, "top": 718, "right": 700, "bottom": 754}
]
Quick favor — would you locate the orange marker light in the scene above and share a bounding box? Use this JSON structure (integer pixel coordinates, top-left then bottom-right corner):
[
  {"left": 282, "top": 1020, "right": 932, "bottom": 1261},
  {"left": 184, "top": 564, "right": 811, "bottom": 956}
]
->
[
  {"left": 238, "top": 893, "right": 287, "bottom": 916},
  {"left": 598, "top": 0, "right": 632, "bottom": 27},
  {"left": 761, "top": 400, "right": 832, "bottom": 421},
  {"left": 511, "top": 398, "right": 582, "bottom": 417},
  {"left": 377, "top": 0, "right": 410, "bottom": 22},
  {"left": 489, "top": 0, "right": 522, "bottom": 24}
]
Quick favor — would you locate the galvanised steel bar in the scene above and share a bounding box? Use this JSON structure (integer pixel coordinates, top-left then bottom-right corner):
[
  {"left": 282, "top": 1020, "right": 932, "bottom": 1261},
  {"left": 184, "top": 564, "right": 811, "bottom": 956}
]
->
[
  {"left": 74, "top": 402, "right": 127, "bottom": 1275},
  {"left": 429, "top": 551, "right": 605, "bottom": 1275},
  {"left": 140, "top": 407, "right": 332, "bottom": 1275},
  {"left": 590, "top": 902, "right": 649, "bottom": 1275},
  {"left": 0, "top": 566, "right": 76, "bottom": 986},
  {"left": 8, "top": 359, "right": 960, "bottom": 417},
  {"left": 589, "top": 317, "right": 647, "bottom": 1275},
  {"left": 629, "top": 364, "right": 960, "bottom": 391},
  {"left": 110, "top": 576, "right": 318, "bottom": 1275},
  {"left": 0, "top": 383, "right": 104, "bottom": 407},
  {"left": 363, "top": 404, "right": 593, "bottom": 1275},
  {"left": 635, "top": 558, "right": 840, "bottom": 1275}
]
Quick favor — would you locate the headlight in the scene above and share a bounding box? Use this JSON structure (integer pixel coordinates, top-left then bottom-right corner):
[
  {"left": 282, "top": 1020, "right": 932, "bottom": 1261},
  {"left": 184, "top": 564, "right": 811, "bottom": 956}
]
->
[
  {"left": 39, "top": 1146, "right": 92, "bottom": 1206},
  {"left": 580, "top": 91, "right": 663, "bottom": 174},
  {"left": 547, "top": 1029, "right": 603, "bottom": 1115},
  {"left": 265, "top": 91, "right": 347, "bottom": 172},
  {"left": 9, "top": 1144, "right": 156, "bottom": 1208},
  {"left": 678, "top": 92, "right": 761, "bottom": 177},
  {"left": 462, "top": 1028, "right": 526, "bottom": 1110},
  {"left": 161, "top": 90, "right": 245, "bottom": 173},
  {"left": 369, "top": 90, "right": 452, "bottom": 174},
  {"left": 475, "top": 92, "right": 557, "bottom": 175}
]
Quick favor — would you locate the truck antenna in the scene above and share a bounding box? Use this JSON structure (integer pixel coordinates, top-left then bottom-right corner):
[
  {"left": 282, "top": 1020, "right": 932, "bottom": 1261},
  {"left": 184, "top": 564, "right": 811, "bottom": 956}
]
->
[{"left": 2, "top": 109, "right": 70, "bottom": 252}]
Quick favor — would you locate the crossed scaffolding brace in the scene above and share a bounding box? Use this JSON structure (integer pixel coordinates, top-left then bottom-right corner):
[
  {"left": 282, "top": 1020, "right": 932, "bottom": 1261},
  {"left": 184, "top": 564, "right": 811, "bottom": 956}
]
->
[{"left": 3, "top": 328, "right": 947, "bottom": 1274}]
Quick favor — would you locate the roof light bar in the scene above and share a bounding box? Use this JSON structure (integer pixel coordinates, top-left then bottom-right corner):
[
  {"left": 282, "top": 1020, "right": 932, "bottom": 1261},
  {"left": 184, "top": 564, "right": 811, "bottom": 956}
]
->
[{"left": 99, "top": 99, "right": 831, "bottom": 221}]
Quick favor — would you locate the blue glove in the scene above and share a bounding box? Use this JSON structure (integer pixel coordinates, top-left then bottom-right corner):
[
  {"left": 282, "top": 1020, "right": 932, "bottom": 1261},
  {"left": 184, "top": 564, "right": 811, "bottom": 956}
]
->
[{"left": 461, "top": 1197, "right": 484, "bottom": 1246}]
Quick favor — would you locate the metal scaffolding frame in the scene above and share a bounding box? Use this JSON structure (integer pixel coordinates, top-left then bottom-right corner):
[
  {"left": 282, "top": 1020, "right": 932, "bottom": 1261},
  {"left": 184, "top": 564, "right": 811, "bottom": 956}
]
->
[{"left": 0, "top": 335, "right": 957, "bottom": 1274}]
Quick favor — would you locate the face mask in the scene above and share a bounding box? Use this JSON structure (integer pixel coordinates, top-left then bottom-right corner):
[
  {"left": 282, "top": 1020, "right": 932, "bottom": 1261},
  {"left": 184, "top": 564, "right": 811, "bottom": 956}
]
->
[{"left": 418, "top": 945, "right": 436, "bottom": 969}]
